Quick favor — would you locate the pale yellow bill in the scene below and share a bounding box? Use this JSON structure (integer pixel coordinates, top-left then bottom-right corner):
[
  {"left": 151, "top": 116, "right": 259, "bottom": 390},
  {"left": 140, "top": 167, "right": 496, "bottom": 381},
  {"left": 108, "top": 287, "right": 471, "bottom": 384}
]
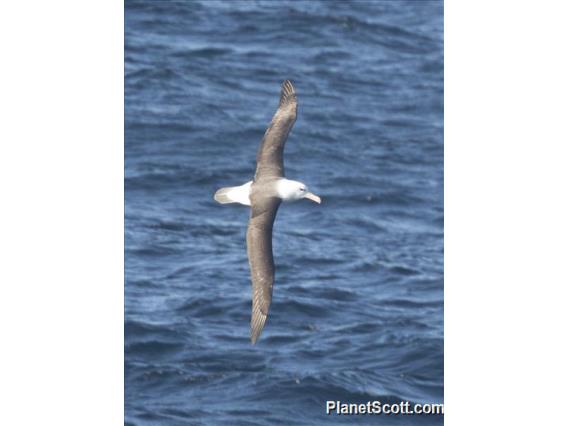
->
[{"left": 304, "top": 192, "right": 321, "bottom": 204}]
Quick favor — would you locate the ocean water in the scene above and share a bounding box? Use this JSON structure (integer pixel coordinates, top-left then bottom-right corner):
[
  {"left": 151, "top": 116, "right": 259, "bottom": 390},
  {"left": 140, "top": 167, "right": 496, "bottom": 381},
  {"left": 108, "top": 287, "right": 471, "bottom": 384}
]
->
[{"left": 125, "top": 1, "right": 443, "bottom": 425}]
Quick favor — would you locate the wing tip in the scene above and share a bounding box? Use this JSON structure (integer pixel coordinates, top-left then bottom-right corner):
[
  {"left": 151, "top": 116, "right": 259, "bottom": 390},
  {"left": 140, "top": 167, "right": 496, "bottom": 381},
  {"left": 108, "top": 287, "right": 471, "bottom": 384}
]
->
[
  {"left": 250, "top": 309, "right": 268, "bottom": 345},
  {"left": 279, "top": 80, "right": 296, "bottom": 106}
]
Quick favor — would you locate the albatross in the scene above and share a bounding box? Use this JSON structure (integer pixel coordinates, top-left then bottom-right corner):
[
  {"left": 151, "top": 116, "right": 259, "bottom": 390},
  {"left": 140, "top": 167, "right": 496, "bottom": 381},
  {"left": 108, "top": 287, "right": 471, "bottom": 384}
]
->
[{"left": 214, "top": 80, "right": 321, "bottom": 344}]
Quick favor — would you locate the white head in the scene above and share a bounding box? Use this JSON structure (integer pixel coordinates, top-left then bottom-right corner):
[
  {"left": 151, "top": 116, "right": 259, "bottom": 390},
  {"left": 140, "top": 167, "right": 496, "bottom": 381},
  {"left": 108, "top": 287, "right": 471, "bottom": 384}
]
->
[{"left": 276, "top": 179, "right": 321, "bottom": 203}]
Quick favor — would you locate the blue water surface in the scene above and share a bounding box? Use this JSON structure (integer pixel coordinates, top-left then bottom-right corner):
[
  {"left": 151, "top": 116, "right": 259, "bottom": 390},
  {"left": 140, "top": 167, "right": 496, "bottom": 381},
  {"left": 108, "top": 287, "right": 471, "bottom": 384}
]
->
[{"left": 125, "top": 1, "right": 443, "bottom": 424}]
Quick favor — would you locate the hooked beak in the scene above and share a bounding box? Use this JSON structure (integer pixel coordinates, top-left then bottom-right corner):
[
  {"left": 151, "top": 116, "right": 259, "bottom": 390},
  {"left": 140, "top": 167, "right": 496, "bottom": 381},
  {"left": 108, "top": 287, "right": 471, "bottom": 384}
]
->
[{"left": 304, "top": 192, "right": 321, "bottom": 204}]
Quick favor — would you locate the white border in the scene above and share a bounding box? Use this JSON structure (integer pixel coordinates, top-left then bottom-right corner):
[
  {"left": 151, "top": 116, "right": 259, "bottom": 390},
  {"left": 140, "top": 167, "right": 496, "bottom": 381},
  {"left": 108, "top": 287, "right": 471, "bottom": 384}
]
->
[
  {"left": 446, "top": 1, "right": 568, "bottom": 424},
  {"left": 0, "top": 2, "right": 123, "bottom": 425}
]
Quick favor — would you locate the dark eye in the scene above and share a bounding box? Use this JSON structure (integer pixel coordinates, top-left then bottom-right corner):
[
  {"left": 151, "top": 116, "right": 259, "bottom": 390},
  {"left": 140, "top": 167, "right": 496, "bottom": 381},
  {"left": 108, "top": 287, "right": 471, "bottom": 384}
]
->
[{"left": 300, "top": 187, "right": 306, "bottom": 191}]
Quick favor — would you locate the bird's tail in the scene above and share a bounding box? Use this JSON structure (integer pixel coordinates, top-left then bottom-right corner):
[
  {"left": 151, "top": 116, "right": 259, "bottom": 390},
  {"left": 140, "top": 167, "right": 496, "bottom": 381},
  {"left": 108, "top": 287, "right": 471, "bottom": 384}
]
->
[
  {"left": 213, "top": 181, "right": 252, "bottom": 206},
  {"left": 214, "top": 186, "right": 238, "bottom": 204}
]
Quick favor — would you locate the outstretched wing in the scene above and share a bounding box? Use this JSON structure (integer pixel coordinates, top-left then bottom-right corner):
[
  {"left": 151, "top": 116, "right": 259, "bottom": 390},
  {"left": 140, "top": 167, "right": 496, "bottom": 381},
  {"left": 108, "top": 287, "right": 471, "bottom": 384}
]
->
[
  {"left": 246, "top": 195, "right": 281, "bottom": 344},
  {"left": 254, "top": 80, "right": 297, "bottom": 180}
]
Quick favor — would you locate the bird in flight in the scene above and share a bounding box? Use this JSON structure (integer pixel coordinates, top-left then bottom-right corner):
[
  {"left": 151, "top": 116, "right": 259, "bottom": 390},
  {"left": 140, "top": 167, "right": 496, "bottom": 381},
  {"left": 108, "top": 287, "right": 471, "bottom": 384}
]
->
[{"left": 214, "top": 80, "right": 321, "bottom": 344}]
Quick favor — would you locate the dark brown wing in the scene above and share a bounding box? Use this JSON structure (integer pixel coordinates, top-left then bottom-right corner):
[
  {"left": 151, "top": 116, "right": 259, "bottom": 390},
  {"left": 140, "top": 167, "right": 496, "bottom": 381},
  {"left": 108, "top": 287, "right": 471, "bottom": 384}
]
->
[
  {"left": 254, "top": 80, "right": 297, "bottom": 180},
  {"left": 246, "top": 194, "right": 281, "bottom": 344}
]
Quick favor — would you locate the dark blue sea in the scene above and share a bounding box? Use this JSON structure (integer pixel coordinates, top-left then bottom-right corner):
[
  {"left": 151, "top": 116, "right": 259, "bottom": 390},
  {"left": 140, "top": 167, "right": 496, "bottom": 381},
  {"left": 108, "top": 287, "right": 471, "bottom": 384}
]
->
[{"left": 125, "top": 1, "right": 443, "bottom": 424}]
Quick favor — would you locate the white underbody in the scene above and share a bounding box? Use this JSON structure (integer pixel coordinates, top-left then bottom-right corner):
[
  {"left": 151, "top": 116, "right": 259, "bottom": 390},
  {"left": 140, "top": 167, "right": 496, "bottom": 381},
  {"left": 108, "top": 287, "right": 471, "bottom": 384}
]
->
[{"left": 220, "top": 178, "right": 306, "bottom": 206}]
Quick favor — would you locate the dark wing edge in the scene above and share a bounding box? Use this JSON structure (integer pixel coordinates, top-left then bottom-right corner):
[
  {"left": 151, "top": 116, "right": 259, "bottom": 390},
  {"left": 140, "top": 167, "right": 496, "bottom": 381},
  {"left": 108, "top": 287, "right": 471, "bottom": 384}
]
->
[
  {"left": 246, "top": 197, "right": 281, "bottom": 344},
  {"left": 254, "top": 80, "right": 298, "bottom": 180}
]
